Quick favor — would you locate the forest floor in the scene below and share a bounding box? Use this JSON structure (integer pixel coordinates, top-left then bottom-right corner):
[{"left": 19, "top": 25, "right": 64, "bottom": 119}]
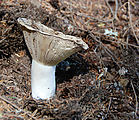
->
[{"left": 0, "top": 0, "right": 139, "bottom": 119}]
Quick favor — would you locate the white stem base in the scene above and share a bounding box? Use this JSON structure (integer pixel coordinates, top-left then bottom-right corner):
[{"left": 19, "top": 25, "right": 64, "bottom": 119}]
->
[{"left": 31, "top": 59, "right": 56, "bottom": 100}]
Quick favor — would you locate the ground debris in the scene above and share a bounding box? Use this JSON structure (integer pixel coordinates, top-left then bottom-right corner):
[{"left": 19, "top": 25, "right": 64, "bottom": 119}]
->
[{"left": 0, "top": 0, "right": 139, "bottom": 119}]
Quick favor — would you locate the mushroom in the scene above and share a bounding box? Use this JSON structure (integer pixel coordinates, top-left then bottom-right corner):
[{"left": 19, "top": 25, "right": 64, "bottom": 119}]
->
[{"left": 18, "top": 18, "right": 88, "bottom": 100}]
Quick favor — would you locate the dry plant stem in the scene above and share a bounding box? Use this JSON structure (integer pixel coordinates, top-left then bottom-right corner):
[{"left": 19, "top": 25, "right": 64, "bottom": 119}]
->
[
  {"left": 123, "top": 19, "right": 139, "bottom": 38},
  {"left": 103, "top": 46, "right": 120, "bottom": 68},
  {"left": 130, "top": 81, "right": 138, "bottom": 116},
  {"left": 118, "top": 2, "right": 128, "bottom": 12},
  {"left": 105, "top": 96, "right": 112, "bottom": 118},
  {"left": 104, "top": 0, "right": 119, "bottom": 29},
  {"left": 114, "top": 0, "right": 119, "bottom": 20},
  {"left": 74, "top": 13, "right": 120, "bottom": 67},
  {"left": 30, "top": 109, "right": 38, "bottom": 119},
  {"left": 61, "top": 1, "right": 113, "bottom": 22},
  {"left": 104, "top": 0, "right": 114, "bottom": 17},
  {"left": 119, "top": 0, "right": 122, "bottom": 6},
  {"left": 94, "top": 32, "right": 139, "bottom": 48},
  {"left": 89, "top": 32, "right": 120, "bottom": 68},
  {"left": 128, "top": 0, "right": 139, "bottom": 45},
  {"left": 94, "top": 46, "right": 105, "bottom": 68},
  {"left": 2, "top": 113, "right": 24, "bottom": 119},
  {"left": 126, "top": 35, "right": 129, "bottom": 49},
  {"left": 0, "top": 96, "right": 37, "bottom": 120},
  {"left": 104, "top": 0, "right": 118, "bottom": 20},
  {"left": 76, "top": 12, "right": 113, "bottom": 22}
]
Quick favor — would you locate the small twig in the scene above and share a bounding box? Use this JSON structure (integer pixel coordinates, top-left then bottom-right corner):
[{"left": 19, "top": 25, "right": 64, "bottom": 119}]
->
[
  {"left": 21, "top": 63, "right": 29, "bottom": 69},
  {"left": 128, "top": 0, "right": 139, "bottom": 45},
  {"left": 1, "top": 113, "right": 24, "bottom": 119},
  {"left": 104, "top": 0, "right": 114, "bottom": 17},
  {"left": 105, "top": 96, "right": 112, "bottom": 118},
  {"left": 114, "top": 0, "right": 119, "bottom": 20},
  {"left": 89, "top": 32, "right": 120, "bottom": 68},
  {"left": 93, "top": 32, "right": 139, "bottom": 48},
  {"left": 130, "top": 80, "right": 138, "bottom": 117},
  {"left": 123, "top": 19, "right": 139, "bottom": 37},
  {"left": 103, "top": 45, "right": 120, "bottom": 68},
  {"left": 104, "top": 0, "right": 119, "bottom": 21},
  {"left": 107, "top": 39, "right": 139, "bottom": 48},
  {"left": 76, "top": 12, "right": 113, "bottom": 22},
  {"left": 93, "top": 45, "right": 105, "bottom": 68},
  {"left": 0, "top": 96, "right": 19, "bottom": 109},
  {"left": 119, "top": 0, "right": 122, "bottom": 7},
  {"left": 126, "top": 35, "right": 129, "bottom": 49},
  {"left": 0, "top": 96, "right": 37, "bottom": 120}
]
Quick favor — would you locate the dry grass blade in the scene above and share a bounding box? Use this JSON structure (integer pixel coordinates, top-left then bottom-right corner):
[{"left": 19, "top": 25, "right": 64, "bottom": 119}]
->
[
  {"left": 89, "top": 31, "right": 120, "bottom": 68},
  {"left": 130, "top": 81, "right": 138, "bottom": 117},
  {"left": 105, "top": 96, "right": 112, "bottom": 118},
  {"left": 128, "top": 0, "right": 139, "bottom": 45},
  {"left": 0, "top": 96, "right": 37, "bottom": 120}
]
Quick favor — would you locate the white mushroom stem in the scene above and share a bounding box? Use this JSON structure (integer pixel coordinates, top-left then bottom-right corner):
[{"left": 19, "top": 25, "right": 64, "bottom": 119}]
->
[{"left": 31, "top": 59, "right": 56, "bottom": 99}]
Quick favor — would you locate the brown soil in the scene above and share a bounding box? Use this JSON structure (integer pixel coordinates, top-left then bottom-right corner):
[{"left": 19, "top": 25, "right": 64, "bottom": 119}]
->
[{"left": 0, "top": 0, "right": 139, "bottom": 119}]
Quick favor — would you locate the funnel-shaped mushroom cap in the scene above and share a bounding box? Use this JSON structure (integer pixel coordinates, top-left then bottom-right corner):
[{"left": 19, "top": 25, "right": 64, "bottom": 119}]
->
[{"left": 18, "top": 18, "right": 88, "bottom": 66}]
